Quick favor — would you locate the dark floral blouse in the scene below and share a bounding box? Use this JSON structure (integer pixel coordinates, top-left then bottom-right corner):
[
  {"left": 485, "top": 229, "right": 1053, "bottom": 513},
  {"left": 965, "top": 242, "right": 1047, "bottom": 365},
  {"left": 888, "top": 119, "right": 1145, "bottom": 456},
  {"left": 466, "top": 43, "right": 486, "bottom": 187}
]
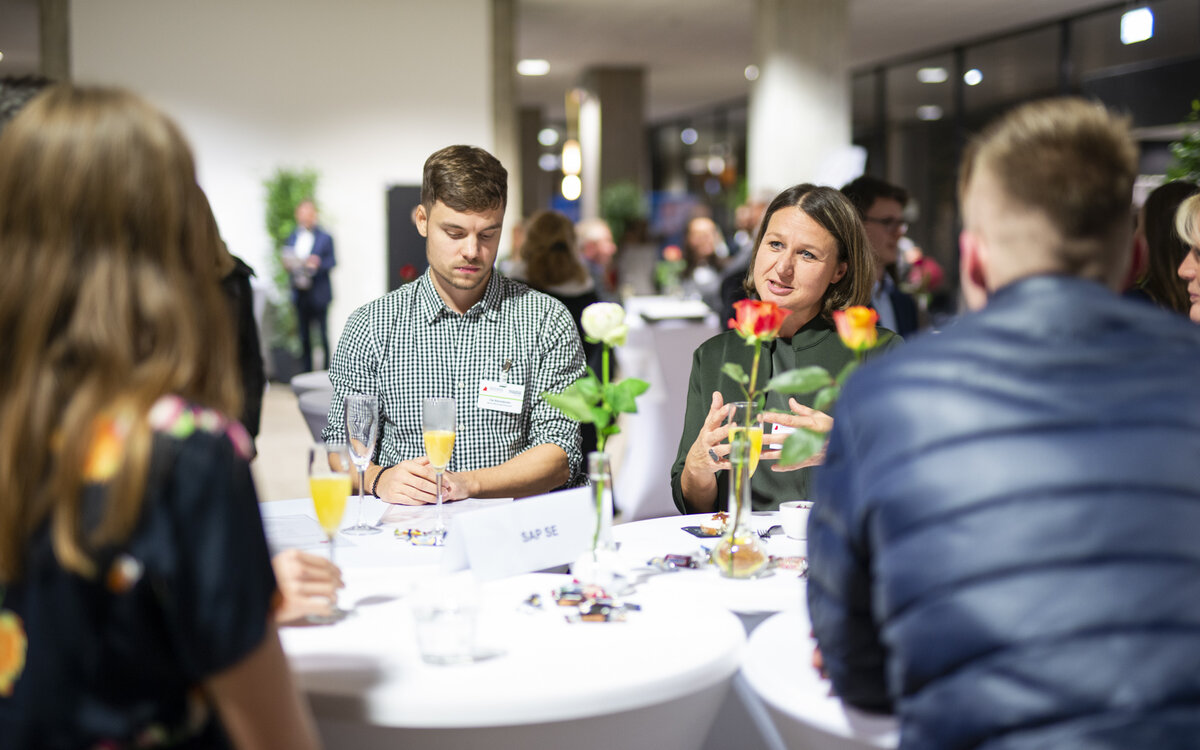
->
[{"left": 0, "top": 396, "right": 276, "bottom": 749}]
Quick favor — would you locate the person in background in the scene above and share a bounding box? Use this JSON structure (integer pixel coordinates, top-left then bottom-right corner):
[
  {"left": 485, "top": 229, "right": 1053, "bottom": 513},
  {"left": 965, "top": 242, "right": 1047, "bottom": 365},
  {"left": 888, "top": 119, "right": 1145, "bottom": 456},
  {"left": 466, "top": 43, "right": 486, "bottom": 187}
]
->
[
  {"left": 324, "top": 145, "right": 585, "bottom": 505},
  {"left": 282, "top": 198, "right": 336, "bottom": 372},
  {"left": 719, "top": 196, "right": 769, "bottom": 323},
  {"left": 1175, "top": 192, "right": 1200, "bottom": 323},
  {"left": 511, "top": 210, "right": 602, "bottom": 455},
  {"left": 1131, "top": 180, "right": 1198, "bottom": 314},
  {"left": 809, "top": 98, "right": 1200, "bottom": 749},
  {"left": 0, "top": 84, "right": 318, "bottom": 748},
  {"left": 577, "top": 217, "right": 619, "bottom": 301},
  {"left": 841, "top": 176, "right": 920, "bottom": 337},
  {"left": 680, "top": 215, "right": 727, "bottom": 312},
  {"left": 672, "top": 184, "right": 892, "bottom": 514}
]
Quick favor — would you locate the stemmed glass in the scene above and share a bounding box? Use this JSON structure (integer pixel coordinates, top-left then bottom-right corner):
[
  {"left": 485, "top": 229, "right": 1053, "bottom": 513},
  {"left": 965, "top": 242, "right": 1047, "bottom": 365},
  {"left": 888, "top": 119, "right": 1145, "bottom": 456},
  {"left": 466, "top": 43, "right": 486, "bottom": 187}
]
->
[
  {"left": 727, "top": 401, "right": 763, "bottom": 477},
  {"left": 422, "top": 397, "right": 456, "bottom": 542},
  {"left": 308, "top": 442, "right": 353, "bottom": 623},
  {"left": 343, "top": 393, "right": 381, "bottom": 536}
]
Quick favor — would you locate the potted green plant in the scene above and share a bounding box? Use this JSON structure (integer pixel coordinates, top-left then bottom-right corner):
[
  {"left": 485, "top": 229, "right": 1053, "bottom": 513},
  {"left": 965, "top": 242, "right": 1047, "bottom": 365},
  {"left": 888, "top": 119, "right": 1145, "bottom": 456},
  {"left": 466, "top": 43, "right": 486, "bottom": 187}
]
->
[
  {"left": 600, "top": 180, "right": 646, "bottom": 245},
  {"left": 1167, "top": 99, "right": 1200, "bottom": 182},
  {"left": 262, "top": 167, "right": 319, "bottom": 381}
]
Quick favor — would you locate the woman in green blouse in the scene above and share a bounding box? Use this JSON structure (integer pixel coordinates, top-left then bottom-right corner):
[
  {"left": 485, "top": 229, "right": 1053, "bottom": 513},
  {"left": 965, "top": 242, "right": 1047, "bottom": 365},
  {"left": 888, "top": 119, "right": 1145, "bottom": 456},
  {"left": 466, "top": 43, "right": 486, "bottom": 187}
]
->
[{"left": 671, "top": 183, "right": 896, "bottom": 513}]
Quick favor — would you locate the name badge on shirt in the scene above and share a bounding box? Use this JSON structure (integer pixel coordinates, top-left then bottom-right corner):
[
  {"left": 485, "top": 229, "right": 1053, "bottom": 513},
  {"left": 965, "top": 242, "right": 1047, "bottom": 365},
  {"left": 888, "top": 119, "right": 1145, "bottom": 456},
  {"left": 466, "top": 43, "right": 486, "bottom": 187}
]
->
[{"left": 478, "top": 380, "right": 524, "bottom": 414}]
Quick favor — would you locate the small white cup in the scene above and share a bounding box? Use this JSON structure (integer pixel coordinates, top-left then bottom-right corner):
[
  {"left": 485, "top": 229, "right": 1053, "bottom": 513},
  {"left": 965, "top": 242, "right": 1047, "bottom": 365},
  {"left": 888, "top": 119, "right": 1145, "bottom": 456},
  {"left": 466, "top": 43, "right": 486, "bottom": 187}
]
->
[{"left": 779, "top": 500, "right": 814, "bottom": 541}]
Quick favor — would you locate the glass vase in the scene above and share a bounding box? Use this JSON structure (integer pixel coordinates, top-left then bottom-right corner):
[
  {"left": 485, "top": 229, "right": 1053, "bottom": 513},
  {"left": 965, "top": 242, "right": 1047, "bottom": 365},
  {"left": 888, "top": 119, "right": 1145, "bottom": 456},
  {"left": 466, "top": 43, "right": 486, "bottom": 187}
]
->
[
  {"left": 572, "top": 451, "right": 621, "bottom": 588},
  {"left": 587, "top": 451, "right": 615, "bottom": 555},
  {"left": 712, "top": 434, "right": 767, "bottom": 578}
]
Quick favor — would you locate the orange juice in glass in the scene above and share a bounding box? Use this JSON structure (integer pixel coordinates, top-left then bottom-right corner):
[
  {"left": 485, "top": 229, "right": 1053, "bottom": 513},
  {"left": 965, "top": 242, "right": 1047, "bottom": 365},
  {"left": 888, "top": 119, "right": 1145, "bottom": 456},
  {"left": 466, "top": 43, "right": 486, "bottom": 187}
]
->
[
  {"left": 307, "top": 442, "right": 353, "bottom": 623},
  {"left": 727, "top": 424, "right": 763, "bottom": 476},
  {"left": 727, "top": 402, "right": 762, "bottom": 476},
  {"left": 422, "top": 398, "right": 456, "bottom": 542}
]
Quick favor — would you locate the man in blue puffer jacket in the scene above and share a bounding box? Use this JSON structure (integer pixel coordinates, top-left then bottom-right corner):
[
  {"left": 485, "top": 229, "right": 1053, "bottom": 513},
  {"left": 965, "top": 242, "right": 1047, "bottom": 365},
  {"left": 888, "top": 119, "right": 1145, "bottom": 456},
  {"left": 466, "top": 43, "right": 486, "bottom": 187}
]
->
[{"left": 808, "top": 97, "right": 1200, "bottom": 750}]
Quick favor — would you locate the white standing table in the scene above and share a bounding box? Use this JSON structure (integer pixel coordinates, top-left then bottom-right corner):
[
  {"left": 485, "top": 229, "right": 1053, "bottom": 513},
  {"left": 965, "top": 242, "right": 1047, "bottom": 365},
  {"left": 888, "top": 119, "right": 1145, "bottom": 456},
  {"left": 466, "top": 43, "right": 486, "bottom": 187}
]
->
[
  {"left": 613, "top": 297, "right": 720, "bottom": 521},
  {"left": 743, "top": 612, "right": 899, "bottom": 750},
  {"left": 261, "top": 498, "right": 746, "bottom": 750}
]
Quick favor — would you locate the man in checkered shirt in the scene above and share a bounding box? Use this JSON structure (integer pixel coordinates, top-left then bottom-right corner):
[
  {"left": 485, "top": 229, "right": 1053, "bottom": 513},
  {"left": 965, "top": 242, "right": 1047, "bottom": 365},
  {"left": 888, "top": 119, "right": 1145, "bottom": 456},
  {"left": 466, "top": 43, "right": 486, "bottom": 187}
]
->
[{"left": 323, "top": 145, "right": 585, "bottom": 503}]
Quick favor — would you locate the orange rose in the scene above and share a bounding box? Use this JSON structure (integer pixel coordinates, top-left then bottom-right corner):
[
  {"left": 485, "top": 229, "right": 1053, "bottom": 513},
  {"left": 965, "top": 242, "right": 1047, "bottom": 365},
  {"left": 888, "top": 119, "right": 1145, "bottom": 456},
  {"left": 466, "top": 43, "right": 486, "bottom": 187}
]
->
[
  {"left": 728, "top": 299, "right": 788, "bottom": 344},
  {"left": 662, "top": 245, "right": 683, "bottom": 263},
  {"left": 0, "top": 609, "right": 27, "bottom": 697},
  {"left": 833, "top": 306, "right": 879, "bottom": 352}
]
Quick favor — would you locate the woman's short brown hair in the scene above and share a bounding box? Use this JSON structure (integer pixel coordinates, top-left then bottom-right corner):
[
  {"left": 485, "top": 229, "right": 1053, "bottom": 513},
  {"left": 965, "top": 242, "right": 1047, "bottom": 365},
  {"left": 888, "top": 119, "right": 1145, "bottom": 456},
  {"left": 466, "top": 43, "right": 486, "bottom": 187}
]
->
[{"left": 742, "top": 184, "right": 874, "bottom": 318}]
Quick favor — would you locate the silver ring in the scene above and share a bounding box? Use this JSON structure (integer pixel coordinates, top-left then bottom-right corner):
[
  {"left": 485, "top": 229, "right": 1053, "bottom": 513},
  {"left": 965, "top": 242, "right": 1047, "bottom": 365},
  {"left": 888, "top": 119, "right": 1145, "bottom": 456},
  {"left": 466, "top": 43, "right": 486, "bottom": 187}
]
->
[{"left": 708, "top": 448, "right": 720, "bottom": 463}]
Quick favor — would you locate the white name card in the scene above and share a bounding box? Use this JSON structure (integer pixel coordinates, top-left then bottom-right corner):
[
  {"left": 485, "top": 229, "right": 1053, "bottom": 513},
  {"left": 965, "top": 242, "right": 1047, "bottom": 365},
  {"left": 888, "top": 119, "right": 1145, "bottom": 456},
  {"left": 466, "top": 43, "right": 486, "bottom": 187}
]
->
[{"left": 441, "top": 487, "right": 594, "bottom": 580}]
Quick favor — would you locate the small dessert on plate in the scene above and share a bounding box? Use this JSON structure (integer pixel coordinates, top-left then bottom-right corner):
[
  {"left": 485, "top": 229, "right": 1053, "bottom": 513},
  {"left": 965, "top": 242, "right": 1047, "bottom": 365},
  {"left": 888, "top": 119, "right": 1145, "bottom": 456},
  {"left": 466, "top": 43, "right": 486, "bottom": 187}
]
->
[{"left": 699, "top": 511, "right": 730, "bottom": 536}]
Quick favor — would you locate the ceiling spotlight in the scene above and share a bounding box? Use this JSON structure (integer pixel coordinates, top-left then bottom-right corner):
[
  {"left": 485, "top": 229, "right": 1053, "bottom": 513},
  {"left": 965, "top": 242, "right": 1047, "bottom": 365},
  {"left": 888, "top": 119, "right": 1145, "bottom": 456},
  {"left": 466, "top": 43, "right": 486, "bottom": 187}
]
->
[
  {"left": 537, "top": 128, "right": 560, "bottom": 147},
  {"left": 561, "top": 139, "right": 581, "bottom": 176},
  {"left": 916, "top": 105, "right": 944, "bottom": 121},
  {"left": 561, "top": 175, "right": 582, "bottom": 201},
  {"left": 744, "top": 65, "right": 760, "bottom": 81},
  {"left": 680, "top": 128, "right": 699, "bottom": 146},
  {"left": 917, "top": 67, "right": 948, "bottom": 84},
  {"left": 963, "top": 68, "right": 983, "bottom": 86},
  {"left": 517, "top": 58, "right": 551, "bottom": 76},
  {"left": 0, "top": 51, "right": 5, "bottom": 62},
  {"left": 1120, "top": 7, "right": 1153, "bottom": 45}
]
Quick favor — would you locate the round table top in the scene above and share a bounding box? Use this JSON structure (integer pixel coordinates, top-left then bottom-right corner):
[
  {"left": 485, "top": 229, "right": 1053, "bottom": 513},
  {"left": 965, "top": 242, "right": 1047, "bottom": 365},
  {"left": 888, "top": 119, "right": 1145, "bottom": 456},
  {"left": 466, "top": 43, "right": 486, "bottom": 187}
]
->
[
  {"left": 611, "top": 512, "right": 807, "bottom": 616},
  {"left": 742, "top": 611, "right": 898, "bottom": 749},
  {"left": 279, "top": 571, "right": 746, "bottom": 728}
]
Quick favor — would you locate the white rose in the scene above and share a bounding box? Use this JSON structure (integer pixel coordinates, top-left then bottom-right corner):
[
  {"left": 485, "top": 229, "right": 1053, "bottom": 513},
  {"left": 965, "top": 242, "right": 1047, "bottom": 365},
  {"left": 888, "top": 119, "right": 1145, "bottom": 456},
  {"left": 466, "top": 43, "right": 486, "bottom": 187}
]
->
[{"left": 580, "top": 302, "right": 628, "bottom": 347}]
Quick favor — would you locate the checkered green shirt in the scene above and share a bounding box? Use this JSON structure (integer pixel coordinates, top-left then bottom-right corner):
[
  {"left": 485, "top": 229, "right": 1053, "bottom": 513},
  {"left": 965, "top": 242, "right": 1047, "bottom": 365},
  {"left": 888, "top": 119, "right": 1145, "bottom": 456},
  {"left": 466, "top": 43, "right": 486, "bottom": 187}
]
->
[{"left": 323, "top": 270, "right": 585, "bottom": 486}]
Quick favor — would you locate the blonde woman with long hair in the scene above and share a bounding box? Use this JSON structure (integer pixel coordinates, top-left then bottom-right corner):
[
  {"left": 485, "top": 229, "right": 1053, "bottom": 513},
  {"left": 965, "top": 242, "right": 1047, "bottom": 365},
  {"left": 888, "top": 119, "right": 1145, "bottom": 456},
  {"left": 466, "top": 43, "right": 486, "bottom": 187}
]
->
[{"left": 0, "top": 86, "right": 318, "bottom": 748}]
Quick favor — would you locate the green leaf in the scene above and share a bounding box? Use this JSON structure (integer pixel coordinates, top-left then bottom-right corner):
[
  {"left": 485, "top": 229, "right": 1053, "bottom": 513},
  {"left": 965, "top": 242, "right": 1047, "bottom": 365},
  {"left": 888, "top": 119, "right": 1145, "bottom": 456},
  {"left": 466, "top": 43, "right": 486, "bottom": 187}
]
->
[
  {"left": 813, "top": 385, "right": 840, "bottom": 413},
  {"left": 766, "top": 366, "right": 833, "bottom": 394},
  {"left": 721, "top": 363, "right": 749, "bottom": 387},
  {"left": 606, "top": 378, "right": 649, "bottom": 414},
  {"left": 575, "top": 376, "right": 602, "bottom": 405},
  {"left": 600, "top": 423, "right": 621, "bottom": 438},
  {"left": 541, "top": 390, "right": 598, "bottom": 424},
  {"left": 779, "top": 427, "right": 828, "bottom": 467}
]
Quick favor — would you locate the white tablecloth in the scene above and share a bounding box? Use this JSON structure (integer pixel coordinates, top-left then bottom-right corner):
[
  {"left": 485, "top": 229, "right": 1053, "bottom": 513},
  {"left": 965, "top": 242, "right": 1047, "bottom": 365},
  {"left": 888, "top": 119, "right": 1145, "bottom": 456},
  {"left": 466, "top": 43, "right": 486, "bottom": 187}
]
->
[
  {"left": 262, "top": 498, "right": 746, "bottom": 750},
  {"left": 613, "top": 297, "right": 720, "bottom": 521},
  {"left": 612, "top": 512, "right": 807, "bottom": 618},
  {"left": 743, "top": 612, "right": 899, "bottom": 750}
]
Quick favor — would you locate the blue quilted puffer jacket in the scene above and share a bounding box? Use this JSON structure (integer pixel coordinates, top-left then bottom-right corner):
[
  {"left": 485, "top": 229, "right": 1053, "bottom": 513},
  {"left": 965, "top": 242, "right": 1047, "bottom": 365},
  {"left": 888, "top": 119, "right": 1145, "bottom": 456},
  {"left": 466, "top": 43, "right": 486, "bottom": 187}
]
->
[{"left": 808, "top": 275, "right": 1200, "bottom": 750}]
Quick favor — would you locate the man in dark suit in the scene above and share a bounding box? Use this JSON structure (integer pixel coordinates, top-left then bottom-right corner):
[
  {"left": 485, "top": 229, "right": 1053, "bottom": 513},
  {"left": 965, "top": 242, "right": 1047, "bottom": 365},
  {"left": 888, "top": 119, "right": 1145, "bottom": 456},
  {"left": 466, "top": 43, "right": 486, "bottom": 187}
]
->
[
  {"left": 283, "top": 198, "right": 336, "bottom": 371},
  {"left": 841, "top": 176, "right": 919, "bottom": 337}
]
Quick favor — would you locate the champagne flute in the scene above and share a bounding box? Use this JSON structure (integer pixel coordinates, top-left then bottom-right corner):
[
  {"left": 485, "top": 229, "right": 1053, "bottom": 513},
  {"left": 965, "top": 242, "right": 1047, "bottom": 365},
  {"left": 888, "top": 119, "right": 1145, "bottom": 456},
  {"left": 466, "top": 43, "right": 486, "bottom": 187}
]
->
[
  {"left": 308, "top": 442, "right": 353, "bottom": 623},
  {"left": 727, "top": 401, "right": 763, "bottom": 476},
  {"left": 343, "top": 393, "right": 381, "bottom": 535},
  {"left": 422, "top": 397, "right": 456, "bottom": 542}
]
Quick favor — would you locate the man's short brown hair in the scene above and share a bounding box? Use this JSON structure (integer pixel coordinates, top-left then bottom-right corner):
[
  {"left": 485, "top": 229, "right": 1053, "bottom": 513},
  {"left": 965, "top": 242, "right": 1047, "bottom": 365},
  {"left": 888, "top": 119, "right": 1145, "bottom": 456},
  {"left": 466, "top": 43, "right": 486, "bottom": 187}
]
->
[
  {"left": 959, "top": 98, "right": 1137, "bottom": 272},
  {"left": 421, "top": 145, "right": 507, "bottom": 214}
]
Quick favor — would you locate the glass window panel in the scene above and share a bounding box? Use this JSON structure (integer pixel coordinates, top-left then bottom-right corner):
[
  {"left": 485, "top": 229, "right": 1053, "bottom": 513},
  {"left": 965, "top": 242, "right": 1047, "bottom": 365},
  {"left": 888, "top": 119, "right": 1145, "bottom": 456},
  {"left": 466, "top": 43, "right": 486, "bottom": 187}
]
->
[
  {"left": 885, "top": 53, "right": 955, "bottom": 126},
  {"left": 963, "top": 26, "right": 1060, "bottom": 117},
  {"left": 1071, "top": 0, "right": 1200, "bottom": 84}
]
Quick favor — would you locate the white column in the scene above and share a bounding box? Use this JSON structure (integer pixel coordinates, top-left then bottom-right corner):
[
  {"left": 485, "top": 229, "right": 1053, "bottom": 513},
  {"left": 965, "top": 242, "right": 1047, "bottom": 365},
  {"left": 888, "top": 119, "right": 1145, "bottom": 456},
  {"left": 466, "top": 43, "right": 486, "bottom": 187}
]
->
[
  {"left": 579, "top": 93, "right": 602, "bottom": 221},
  {"left": 492, "top": 0, "right": 520, "bottom": 249},
  {"left": 747, "top": 0, "right": 851, "bottom": 195}
]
